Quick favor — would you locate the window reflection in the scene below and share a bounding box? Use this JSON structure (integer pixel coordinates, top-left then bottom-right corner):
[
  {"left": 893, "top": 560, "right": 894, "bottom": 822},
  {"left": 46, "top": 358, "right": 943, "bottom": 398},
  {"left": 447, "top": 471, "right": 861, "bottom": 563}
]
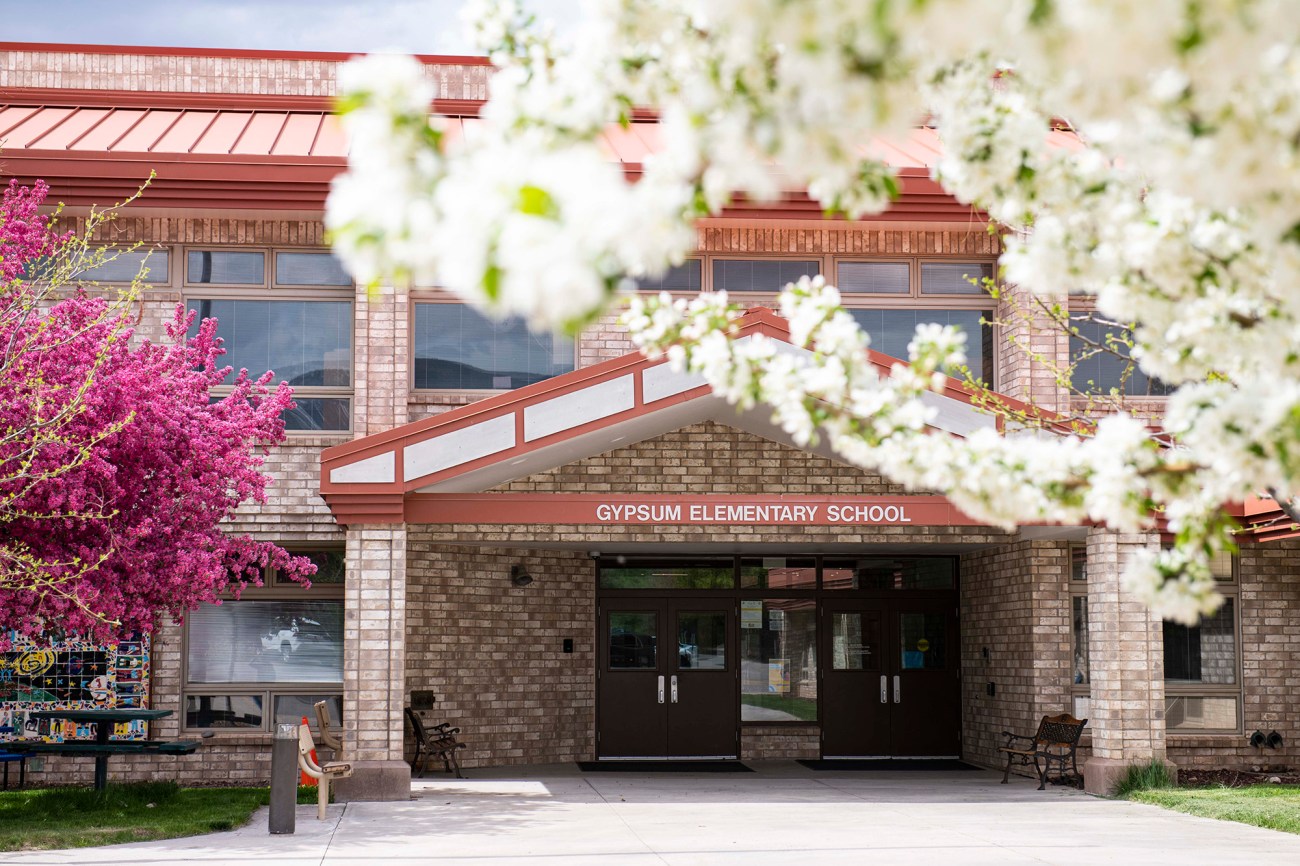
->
[{"left": 741, "top": 600, "right": 817, "bottom": 721}]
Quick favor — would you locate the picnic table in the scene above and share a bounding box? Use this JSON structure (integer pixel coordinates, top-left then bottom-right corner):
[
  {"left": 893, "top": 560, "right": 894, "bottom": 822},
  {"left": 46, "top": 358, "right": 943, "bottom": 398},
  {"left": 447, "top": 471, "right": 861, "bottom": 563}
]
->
[{"left": 10, "top": 708, "right": 190, "bottom": 791}]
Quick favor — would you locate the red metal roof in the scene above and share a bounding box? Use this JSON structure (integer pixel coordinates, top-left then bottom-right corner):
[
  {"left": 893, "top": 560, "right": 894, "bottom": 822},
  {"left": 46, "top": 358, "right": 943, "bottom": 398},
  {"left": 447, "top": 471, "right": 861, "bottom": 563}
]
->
[{"left": 0, "top": 90, "right": 1045, "bottom": 215}]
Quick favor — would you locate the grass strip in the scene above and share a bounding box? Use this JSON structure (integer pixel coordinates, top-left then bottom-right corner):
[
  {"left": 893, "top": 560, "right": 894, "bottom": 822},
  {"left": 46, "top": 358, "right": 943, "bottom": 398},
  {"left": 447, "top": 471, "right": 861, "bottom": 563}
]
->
[
  {"left": 0, "top": 782, "right": 322, "bottom": 851},
  {"left": 1129, "top": 785, "right": 1300, "bottom": 835}
]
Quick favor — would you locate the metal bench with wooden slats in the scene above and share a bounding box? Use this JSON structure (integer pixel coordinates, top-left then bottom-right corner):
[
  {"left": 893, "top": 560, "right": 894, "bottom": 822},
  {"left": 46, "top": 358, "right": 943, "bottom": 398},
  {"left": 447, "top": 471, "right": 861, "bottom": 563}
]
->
[
  {"left": 405, "top": 707, "right": 466, "bottom": 779},
  {"left": 999, "top": 713, "right": 1088, "bottom": 790}
]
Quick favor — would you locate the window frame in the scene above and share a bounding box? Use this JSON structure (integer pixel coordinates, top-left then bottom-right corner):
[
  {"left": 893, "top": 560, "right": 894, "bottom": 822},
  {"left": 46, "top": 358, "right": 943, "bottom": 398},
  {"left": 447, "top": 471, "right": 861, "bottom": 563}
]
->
[
  {"left": 407, "top": 292, "right": 581, "bottom": 395},
  {"left": 1068, "top": 544, "right": 1091, "bottom": 719},
  {"left": 180, "top": 547, "right": 345, "bottom": 735},
  {"left": 181, "top": 245, "right": 355, "bottom": 435},
  {"left": 1162, "top": 555, "right": 1243, "bottom": 735},
  {"left": 626, "top": 254, "right": 999, "bottom": 387},
  {"left": 72, "top": 245, "right": 175, "bottom": 286}
]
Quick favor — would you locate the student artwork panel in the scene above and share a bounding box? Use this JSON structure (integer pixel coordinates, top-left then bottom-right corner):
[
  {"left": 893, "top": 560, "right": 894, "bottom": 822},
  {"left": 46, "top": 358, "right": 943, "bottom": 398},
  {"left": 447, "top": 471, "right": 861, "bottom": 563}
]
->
[{"left": 0, "top": 633, "right": 151, "bottom": 741}]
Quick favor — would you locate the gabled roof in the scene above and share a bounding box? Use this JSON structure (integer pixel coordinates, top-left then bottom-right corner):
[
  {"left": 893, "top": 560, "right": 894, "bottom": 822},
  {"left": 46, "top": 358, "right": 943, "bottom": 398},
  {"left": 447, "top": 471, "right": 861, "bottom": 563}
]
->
[{"left": 319, "top": 307, "right": 1046, "bottom": 525}]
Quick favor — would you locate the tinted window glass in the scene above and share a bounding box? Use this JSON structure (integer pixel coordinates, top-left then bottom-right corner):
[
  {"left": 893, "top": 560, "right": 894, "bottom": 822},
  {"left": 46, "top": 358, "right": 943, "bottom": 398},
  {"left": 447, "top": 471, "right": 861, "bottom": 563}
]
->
[
  {"left": 413, "top": 303, "right": 574, "bottom": 390},
  {"left": 599, "top": 562, "right": 735, "bottom": 590},
  {"left": 187, "top": 600, "right": 344, "bottom": 684},
  {"left": 837, "top": 262, "right": 909, "bottom": 294},
  {"left": 920, "top": 261, "right": 993, "bottom": 295},
  {"left": 712, "top": 259, "right": 820, "bottom": 293},
  {"left": 632, "top": 260, "right": 702, "bottom": 292},
  {"left": 77, "top": 249, "right": 169, "bottom": 283},
  {"left": 1070, "top": 316, "right": 1172, "bottom": 396},
  {"left": 741, "top": 599, "right": 817, "bottom": 721},
  {"left": 282, "top": 397, "right": 350, "bottom": 432},
  {"left": 184, "top": 694, "right": 263, "bottom": 729},
  {"left": 275, "top": 252, "right": 352, "bottom": 286},
  {"left": 677, "top": 612, "right": 727, "bottom": 670},
  {"left": 609, "top": 612, "right": 657, "bottom": 669},
  {"left": 822, "top": 557, "right": 956, "bottom": 591},
  {"left": 849, "top": 308, "right": 993, "bottom": 383},
  {"left": 187, "top": 299, "right": 352, "bottom": 388},
  {"left": 740, "top": 557, "right": 816, "bottom": 589},
  {"left": 1163, "top": 599, "right": 1235, "bottom": 684},
  {"left": 187, "top": 250, "right": 265, "bottom": 284}
]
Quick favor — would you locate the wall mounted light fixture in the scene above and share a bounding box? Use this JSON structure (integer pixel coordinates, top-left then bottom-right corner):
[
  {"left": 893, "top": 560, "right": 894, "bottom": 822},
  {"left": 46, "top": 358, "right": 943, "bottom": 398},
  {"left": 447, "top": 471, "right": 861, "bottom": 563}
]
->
[{"left": 510, "top": 565, "right": 534, "bottom": 587}]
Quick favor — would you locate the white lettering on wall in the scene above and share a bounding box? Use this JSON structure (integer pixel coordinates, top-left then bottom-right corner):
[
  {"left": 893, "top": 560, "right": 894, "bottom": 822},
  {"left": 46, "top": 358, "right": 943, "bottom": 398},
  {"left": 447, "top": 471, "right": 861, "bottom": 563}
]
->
[{"left": 595, "top": 501, "right": 912, "bottom": 524}]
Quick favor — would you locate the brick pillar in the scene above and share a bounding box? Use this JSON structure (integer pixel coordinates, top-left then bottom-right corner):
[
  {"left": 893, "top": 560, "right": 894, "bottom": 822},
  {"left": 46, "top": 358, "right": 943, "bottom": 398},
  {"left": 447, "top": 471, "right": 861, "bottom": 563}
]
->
[
  {"left": 335, "top": 523, "right": 409, "bottom": 801},
  {"left": 994, "top": 280, "right": 1069, "bottom": 415},
  {"left": 352, "top": 283, "right": 409, "bottom": 437},
  {"left": 1082, "top": 528, "right": 1174, "bottom": 793}
]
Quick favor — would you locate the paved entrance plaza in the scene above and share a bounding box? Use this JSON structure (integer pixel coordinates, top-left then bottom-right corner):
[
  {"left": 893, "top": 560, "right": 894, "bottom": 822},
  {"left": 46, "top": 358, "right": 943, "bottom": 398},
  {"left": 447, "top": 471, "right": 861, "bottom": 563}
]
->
[{"left": 5, "top": 763, "right": 1300, "bottom": 865}]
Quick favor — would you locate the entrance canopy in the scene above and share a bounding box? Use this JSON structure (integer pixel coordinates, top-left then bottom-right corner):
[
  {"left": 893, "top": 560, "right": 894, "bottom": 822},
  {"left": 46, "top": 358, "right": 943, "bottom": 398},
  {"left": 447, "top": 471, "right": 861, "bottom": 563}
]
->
[{"left": 320, "top": 308, "right": 1056, "bottom": 529}]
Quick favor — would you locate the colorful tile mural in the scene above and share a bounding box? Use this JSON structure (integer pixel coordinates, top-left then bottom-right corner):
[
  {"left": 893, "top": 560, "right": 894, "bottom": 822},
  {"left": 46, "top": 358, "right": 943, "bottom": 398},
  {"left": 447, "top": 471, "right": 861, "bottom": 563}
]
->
[{"left": 0, "top": 633, "right": 150, "bottom": 741}]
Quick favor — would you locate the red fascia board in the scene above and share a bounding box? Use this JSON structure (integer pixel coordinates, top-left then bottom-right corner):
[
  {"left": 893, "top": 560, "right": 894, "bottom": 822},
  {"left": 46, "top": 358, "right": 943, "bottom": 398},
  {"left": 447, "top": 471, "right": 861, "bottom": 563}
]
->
[{"left": 0, "top": 41, "right": 493, "bottom": 66}]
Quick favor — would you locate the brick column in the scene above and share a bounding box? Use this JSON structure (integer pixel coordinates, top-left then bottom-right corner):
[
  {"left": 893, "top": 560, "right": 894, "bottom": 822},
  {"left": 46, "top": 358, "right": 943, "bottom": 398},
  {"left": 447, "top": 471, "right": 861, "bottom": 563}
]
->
[
  {"left": 1082, "top": 528, "right": 1173, "bottom": 793},
  {"left": 994, "top": 280, "right": 1069, "bottom": 415},
  {"left": 352, "top": 283, "right": 409, "bottom": 437},
  {"left": 335, "top": 523, "right": 409, "bottom": 801}
]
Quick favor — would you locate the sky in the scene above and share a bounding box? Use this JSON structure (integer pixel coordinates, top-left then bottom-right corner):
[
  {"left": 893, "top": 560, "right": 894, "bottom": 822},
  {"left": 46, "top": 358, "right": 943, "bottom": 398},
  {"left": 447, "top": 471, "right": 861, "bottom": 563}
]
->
[{"left": 3, "top": 0, "right": 582, "bottom": 56}]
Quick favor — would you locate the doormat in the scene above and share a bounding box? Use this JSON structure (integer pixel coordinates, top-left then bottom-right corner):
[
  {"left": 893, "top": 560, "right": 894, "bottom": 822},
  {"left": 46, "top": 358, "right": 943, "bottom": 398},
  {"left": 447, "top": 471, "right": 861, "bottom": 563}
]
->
[
  {"left": 797, "top": 759, "right": 979, "bottom": 771},
  {"left": 577, "top": 761, "right": 754, "bottom": 773}
]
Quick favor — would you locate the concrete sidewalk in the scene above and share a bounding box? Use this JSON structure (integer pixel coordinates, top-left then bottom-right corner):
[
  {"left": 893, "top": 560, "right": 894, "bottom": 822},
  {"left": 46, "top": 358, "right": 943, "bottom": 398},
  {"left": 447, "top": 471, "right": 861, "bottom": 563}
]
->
[{"left": 4, "top": 762, "right": 1300, "bottom": 865}]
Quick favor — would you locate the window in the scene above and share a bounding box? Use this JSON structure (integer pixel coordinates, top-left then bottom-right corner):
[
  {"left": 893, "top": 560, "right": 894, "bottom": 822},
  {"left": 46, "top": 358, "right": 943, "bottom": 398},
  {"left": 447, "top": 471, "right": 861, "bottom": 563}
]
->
[
  {"left": 630, "top": 260, "right": 702, "bottom": 292},
  {"left": 599, "top": 560, "right": 735, "bottom": 590},
  {"left": 183, "top": 550, "right": 344, "bottom": 732},
  {"left": 849, "top": 308, "right": 993, "bottom": 382},
  {"left": 1069, "top": 545, "right": 1091, "bottom": 719},
  {"left": 412, "top": 303, "right": 575, "bottom": 390},
  {"left": 740, "top": 599, "right": 817, "bottom": 722},
  {"left": 188, "top": 250, "right": 265, "bottom": 285},
  {"left": 274, "top": 252, "right": 352, "bottom": 287},
  {"left": 76, "top": 249, "right": 170, "bottom": 284},
  {"left": 822, "top": 557, "right": 956, "bottom": 591},
  {"left": 712, "top": 259, "right": 821, "bottom": 293},
  {"left": 1164, "top": 552, "right": 1240, "bottom": 732},
  {"left": 837, "top": 261, "right": 910, "bottom": 295},
  {"left": 920, "top": 261, "right": 993, "bottom": 295},
  {"left": 183, "top": 247, "right": 354, "bottom": 432},
  {"left": 187, "top": 299, "right": 352, "bottom": 431},
  {"left": 1070, "top": 314, "right": 1172, "bottom": 397}
]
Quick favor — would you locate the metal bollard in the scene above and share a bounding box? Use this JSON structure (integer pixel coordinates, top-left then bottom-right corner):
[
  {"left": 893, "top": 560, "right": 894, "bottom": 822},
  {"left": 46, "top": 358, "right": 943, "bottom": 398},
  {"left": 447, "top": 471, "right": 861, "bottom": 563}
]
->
[{"left": 269, "top": 723, "right": 298, "bottom": 835}]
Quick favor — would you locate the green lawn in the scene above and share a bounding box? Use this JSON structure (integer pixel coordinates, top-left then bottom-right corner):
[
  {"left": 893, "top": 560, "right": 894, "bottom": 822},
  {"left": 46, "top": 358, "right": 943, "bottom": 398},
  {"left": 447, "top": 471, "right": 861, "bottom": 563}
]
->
[
  {"left": 1129, "top": 785, "right": 1300, "bottom": 835},
  {"left": 0, "top": 782, "right": 317, "bottom": 851},
  {"left": 740, "top": 693, "right": 818, "bottom": 721}
]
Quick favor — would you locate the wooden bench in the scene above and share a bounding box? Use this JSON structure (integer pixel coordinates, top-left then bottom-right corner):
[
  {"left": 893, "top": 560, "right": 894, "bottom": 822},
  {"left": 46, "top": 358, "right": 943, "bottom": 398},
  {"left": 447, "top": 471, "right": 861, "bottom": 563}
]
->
[
  {"left": 297, "top": 724, "right": 352, "bottom": 820},
  {"left": 313, "top": 701, "right": 343, "bottom": 759},
  {"left": 999, "top": 713, "right": 1088, "bottom": 790},
  {"left": 405, "top": 707, "right": 465, "bottom": 779}
]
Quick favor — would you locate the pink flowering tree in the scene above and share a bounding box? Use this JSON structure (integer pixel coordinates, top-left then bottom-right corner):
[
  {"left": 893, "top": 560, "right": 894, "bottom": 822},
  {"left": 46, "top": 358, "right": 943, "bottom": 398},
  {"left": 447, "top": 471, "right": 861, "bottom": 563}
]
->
[{"left": 0, "top": 178, "right": 314, "bottom": 644}]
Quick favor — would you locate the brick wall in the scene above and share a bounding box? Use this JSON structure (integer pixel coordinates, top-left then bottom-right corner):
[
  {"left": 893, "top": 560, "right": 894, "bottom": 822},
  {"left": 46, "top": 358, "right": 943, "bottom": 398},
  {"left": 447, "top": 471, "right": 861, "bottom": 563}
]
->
[
  {"left": 502, "top": 421, "right": 910, "bottom": 496},
  {"left": 404, "top": 543, "right": 595, "bottom": 767},
  {"left": 959, "top": 540, "right": 1073, "bottom": 770},
  {"left": 0, "top": 47, "right": 490, "bottom": 99},
  {"left": 1168, "top": 540, "right": 1300, "bottom": 770}
]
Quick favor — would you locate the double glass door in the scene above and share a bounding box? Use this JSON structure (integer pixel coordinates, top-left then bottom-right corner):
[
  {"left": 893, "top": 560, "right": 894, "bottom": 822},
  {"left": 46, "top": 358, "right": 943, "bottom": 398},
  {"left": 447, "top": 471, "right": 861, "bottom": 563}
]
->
[
  {"left": 598, "top": 598, "right": 737, "bottom": 758},
  {"left": 821, "top": 598, "right": 959, "bottom": 758}
]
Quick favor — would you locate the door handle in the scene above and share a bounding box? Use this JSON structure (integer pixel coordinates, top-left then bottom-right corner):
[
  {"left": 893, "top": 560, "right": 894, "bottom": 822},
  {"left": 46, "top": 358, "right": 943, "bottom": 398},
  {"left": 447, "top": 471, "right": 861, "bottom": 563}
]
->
[
  {"left": 880, "top": 674, "right": 887, "bottom": 704},
  {"left": 893, "top": 675, "right": 901, "bottom": 704},
  {"left": 670, "top": 675, "right": 679, "bottom": 703},
  {"left": 657, "top": 675, "right": 665, "bottom": 704}
]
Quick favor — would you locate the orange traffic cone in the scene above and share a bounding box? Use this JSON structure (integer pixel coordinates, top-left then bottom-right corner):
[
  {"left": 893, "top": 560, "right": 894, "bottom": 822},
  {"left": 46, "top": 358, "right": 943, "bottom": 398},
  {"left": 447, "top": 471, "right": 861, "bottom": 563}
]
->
[{"left": 300, "top": 715, "right": 319, "bottom": 786}]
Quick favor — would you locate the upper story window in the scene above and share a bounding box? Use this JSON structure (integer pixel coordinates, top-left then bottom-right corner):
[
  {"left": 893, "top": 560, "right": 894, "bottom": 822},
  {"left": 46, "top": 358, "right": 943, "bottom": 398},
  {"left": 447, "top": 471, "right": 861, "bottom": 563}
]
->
[
  {"left": 76, "top": 249, "right": 171, "bottom": 284},
  {"left": 1070, "top": 314, "right": 1173, "bottom": 397},
  {"left": 183, "top": 247, "right": 354, "bottom": 432},
  {"left": 412, "top": 302, "right": 575, "bottom": 391},
  {"left": 631, "top": 261, "right": 703, "bottom": 293},
  {"left": 712, "top": 259, "right": 821, "bottom": 293},
  {"left": 188, "top": 250, "right": 266, "bottom": 285}
]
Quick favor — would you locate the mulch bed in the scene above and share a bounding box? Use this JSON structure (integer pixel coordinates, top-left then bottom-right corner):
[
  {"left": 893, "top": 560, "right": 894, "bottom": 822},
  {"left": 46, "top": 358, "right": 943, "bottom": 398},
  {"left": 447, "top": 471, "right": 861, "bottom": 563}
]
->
[{"left": 1179, "top": 768, "right": 1300, "bottom": 788}]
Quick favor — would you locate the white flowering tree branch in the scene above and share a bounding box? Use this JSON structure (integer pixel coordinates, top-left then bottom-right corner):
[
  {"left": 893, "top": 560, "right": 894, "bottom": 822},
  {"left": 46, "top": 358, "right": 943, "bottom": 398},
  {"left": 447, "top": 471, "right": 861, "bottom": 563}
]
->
[{"left": 325, "top": 0, "right": 1300, "bottom": 623}]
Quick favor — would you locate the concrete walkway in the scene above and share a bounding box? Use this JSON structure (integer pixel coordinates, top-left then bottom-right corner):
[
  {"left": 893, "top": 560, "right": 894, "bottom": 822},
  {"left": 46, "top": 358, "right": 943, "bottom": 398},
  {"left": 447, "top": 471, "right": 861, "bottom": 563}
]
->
[{"left": 5, "top": 762, "right": 1300, "bottom": 865}]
